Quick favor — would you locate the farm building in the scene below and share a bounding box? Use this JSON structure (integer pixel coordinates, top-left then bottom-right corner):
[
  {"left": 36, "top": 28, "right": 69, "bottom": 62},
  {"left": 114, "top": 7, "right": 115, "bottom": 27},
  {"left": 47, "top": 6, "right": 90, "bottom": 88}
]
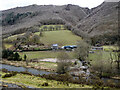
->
[
  {"left": 51, "top": 44, "right": 58, "bottom": 50},
  {"left": 61, "top": 45, "right": 77, "bottom": 49}
]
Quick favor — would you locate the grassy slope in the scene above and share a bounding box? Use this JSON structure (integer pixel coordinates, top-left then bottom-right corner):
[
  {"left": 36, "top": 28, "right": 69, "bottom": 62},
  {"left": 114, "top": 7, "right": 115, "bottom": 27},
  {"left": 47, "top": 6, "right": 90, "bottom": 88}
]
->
[
  {"left": 4, "top": 44, "right": 13, "bottom": 49},
  {"left": 4, "top": 33, "right": 25, "bottom": 41},
  {"left": 35, "top": 30, "right": 81, "bottom": 46},
  {"left": 1, "top": 72, "right": 92, "bottom": 88}
]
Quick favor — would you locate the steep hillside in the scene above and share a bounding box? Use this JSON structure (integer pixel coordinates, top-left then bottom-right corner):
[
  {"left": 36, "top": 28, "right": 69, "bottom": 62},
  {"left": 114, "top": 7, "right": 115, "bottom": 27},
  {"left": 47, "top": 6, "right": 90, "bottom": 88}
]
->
[
  {"left": 75, "top": 2, "right": 119, "bottom": 37},
  {"left": 1, "top": 4, "right": 88, "bottom": 35},
  {"left": 2, "top": 2, "right": 119, "bottom": 45}
]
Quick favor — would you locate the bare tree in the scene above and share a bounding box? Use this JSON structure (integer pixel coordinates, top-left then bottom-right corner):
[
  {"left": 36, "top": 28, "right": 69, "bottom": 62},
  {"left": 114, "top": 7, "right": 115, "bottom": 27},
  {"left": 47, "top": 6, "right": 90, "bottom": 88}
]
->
[
  {"left": 75, "top": 40, "right": 90, "bottom": 61},
  {"left": 39, "top": 29, "right": 43, "bottom": 37},
  {"left": 24, "top": 54, "right": 28, "bottom": 66},
  {"left": 57, "top": 52, "right": 72, "bottom": 74},
  {"left": 31, "top": 35, "right": 40, "bottom": 44},
  {"left": 116, "top": 34, "right": 120, "bottom": 70},
  {"left": 43, "top": 26, "right": 47, "bottom": 31}
]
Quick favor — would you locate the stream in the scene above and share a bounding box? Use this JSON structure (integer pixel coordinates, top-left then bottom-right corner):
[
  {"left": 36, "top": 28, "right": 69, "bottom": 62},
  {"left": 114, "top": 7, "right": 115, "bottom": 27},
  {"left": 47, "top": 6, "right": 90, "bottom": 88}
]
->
[
  {"left": 1, "top": 81, "right": 35, "bottom": 88},
  {"left": 0, "top": 64, "right": 55, "bottom": 75},
  {"left": 0, "top": 64, "right": 120, "bottom": 84}
]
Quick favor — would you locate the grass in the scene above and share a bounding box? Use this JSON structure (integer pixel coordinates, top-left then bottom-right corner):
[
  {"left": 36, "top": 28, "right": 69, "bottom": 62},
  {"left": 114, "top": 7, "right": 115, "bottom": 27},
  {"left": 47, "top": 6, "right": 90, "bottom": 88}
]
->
[
  {"left": 19, "top": 51, "right": 75, "bottom": 60},
  {"left": 102, "top": 45, "right": 119, "bottom": 51},
  {"left": 2, "top": 59, "right": 57, "bottom": 71},
  {"left": 35, "top": 30, "right": 82, "bottom": 46},
  {"left": 1, "top": 71, "right": 92, "bottom": 88},
  {"left": 4, "top": 28, "right": 82, "bottom": 48},
  {"left": 4, "top": 33, "right": 25, "bottom": 41},
  {"left": 4, "top": 43, "right": 13, "bottom": 49},
  {"left": 89, "top": 51, "right": 117, "bottom": 61},
  {"left": 29, "top": 61, "right": 57, "bottom": 70},
  {"left": 88, "top": 51, "right": 117, "bottom": 70}
]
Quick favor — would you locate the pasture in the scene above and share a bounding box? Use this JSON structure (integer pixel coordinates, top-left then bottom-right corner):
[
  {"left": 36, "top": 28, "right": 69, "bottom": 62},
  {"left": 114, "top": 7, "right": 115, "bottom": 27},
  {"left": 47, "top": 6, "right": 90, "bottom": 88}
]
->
[
  {"left": 35, "top": 30, "right": 82, "bottom": 46},
  {"left": 19, "top": 51, "right": 75, "bottom": 60}
]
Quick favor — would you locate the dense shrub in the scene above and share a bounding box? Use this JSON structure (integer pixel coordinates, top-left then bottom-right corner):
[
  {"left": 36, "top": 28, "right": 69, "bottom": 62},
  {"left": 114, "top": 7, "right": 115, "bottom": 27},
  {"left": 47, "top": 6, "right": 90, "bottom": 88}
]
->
[
  {"left": 57, "top": 52, "right": 72, "bottom": 74},
  {"left": 91, "top": 33, "right": 119, "bottom": 46},
  {"left": 2, "top": 49, "right": 14, "bottom": 58},
  {"left": 64, "top": 24, "right": 72, "bottom": 30},
  {"left": 2, "top": 49, "right": 22, "bottom": 61},
  {"left": 2, "top": 72, "right": 17, "bottom": 78},
  {"left": 2, "top": 12, "right": 34, "bottom": 26},
  {"left": 42, "top": 82, "right": 49, "bottom": 86}
]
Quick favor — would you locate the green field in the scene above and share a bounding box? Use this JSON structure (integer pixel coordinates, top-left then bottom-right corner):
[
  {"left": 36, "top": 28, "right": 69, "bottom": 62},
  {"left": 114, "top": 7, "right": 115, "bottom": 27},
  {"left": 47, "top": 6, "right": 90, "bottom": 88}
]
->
[
  {"left": 88, "top": 50, "right": 118, "bottom": 71},
  {"left": 35, "top": 30, "right": 82, "bottom": 46},
  {"left": 102, "top": 45, "right": 119, "bottom": 51},
  {"left": 89, "top": 51, "right": 117, "bottom": 61},
  {"left": 4, "top": 43, "right": 13, "bottom": 49},
  {"left": 19, "top": 50, "right": 116, "bottom": 61},
  {"left": 1, "top": 72, "right": 92, "bottom": 88},
  {"left": 19, "top": 51, "right": 75, "bottom": 60},
  {"left": 4, "top": 25, "right": 82, "bottom": 47},
  {"left": 4, "top": 33, "right": 25, "bottom": 41}
]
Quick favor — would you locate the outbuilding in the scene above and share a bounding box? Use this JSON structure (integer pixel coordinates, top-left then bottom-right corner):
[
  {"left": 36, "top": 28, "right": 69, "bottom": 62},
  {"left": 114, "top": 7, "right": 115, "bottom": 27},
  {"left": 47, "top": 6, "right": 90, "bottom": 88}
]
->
[{"left": 51, "top": 44, "right": 58, "bottom": 50}]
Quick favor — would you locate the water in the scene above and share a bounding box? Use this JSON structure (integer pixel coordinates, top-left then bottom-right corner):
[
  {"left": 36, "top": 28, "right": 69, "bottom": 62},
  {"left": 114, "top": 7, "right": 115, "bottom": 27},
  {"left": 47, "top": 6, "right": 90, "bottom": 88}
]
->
[
  {"left": 0, "top": 64, "right": 120, "bottom": 84},
  {"left": 1, "top": 81, "right": 22, "bottom": 88},
  {"left": 0, "top": 64, "right": 55, "bottom": 75},
  {"left": 101, "top": 77, "right": 120, "bottom": 83},
  {"left": 1, "top": 81, "right": 35, "bottom": 88}
]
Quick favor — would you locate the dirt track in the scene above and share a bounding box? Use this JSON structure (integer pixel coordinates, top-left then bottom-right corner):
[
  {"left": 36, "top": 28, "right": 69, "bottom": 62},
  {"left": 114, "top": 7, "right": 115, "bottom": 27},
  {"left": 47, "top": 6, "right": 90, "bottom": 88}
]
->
[{"left": 39, "top": 58, "right": 77, "bottom": 63}]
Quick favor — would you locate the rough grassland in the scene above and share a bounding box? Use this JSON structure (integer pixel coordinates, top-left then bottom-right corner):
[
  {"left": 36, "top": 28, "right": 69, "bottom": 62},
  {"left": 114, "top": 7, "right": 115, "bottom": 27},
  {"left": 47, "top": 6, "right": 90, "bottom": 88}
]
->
[
  {"left": 1, "top": 72, "right": 92, "bottom": 88},
  {"left": 4, "top": 33, "right": 25, "bottom": 41},
  {"left": 4, "top": 44, "right": 13, "bottom": 49},
  {"left": 2, "top": 59, "right": 57, "bottom": 71}
]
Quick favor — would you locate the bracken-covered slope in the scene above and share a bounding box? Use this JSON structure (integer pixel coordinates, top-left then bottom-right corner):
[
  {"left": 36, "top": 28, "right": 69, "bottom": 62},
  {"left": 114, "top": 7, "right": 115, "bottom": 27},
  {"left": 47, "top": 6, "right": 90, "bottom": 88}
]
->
[
  {"left": 75, "top": 2, "right": 119, "bottom": 37},
  {"left": 1, "top": 4, "right": 89, "bottom": 34},
  {"left": 1, "top": 2, "right": 119, "bottom": 40}
]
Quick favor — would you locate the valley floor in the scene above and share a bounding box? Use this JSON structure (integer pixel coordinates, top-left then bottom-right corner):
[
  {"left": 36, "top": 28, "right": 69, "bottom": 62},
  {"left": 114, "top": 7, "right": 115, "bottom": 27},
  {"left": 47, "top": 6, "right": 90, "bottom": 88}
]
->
[
  {"left": 0, "top": 71, "right": 92, "bottom": 88},
  {"left": 1, "top": 59, "right": 57, "bottom": 72}
]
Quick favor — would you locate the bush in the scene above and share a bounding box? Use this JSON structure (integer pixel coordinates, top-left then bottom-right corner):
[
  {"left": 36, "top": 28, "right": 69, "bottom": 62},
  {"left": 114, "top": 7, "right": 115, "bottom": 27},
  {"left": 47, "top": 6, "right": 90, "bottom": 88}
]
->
[
  {"left": 2, "top": 49, "right": 22, "bottom": 61},
  {"left": 57, "top": 52, "right": 72, "bottom": 74},
  {"left": 42, "top": 82, "right": 49, "bottom": 86},
  {"left": 75, "top": 40, "right": 90, "bottom": 61},
  {"left": 106, "top": 80, "right": 116, "bottom": 87},
  {"left": 104, "top": 48, "right": 113, "bottom": 52},
  {"left": 2, "top": 72, "right": 17, "bottom": 78}
]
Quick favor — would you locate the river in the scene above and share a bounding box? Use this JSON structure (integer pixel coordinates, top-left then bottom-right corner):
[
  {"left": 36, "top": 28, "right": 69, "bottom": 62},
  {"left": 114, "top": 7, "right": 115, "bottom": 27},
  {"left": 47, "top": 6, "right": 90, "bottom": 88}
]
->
[
  {"left": 0, "top": 64, "right": 120, "bottom": 84},
  {"left": 0, "top": 64, "right": 55, "bottom": 75}
]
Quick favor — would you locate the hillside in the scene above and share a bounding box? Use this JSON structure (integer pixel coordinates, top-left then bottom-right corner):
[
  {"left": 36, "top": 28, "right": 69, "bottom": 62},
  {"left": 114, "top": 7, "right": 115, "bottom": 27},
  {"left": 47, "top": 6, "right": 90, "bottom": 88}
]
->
[
  {"left": 3, "top": 25, "right": 82, "bottom": 49},
  {"left": 1, "top": 2, "right": 119, "bottom": 44},
  {"left": 75, "top": 2, "right": 119, "bottom": 37},
  {"left": 1, "top": 4, "right": 88, "bottom": 35}
]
